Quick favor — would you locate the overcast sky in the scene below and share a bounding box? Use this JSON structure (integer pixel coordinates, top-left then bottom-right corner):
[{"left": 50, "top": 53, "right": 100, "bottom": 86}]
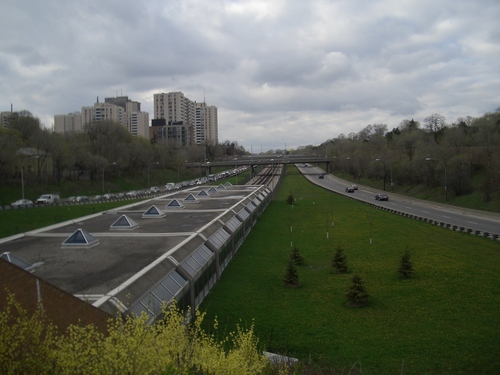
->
[{"left": 1, "top": 0, "right": 499, "bottom": 151}]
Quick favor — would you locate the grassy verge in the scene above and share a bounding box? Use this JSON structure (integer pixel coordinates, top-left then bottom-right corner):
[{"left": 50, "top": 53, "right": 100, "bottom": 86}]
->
[{"left": 200, "top": 166, "right": 500, "bottom": 374}]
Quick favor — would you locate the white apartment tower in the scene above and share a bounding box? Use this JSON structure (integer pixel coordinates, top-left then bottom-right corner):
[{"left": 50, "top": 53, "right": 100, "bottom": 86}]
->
[
  {"left": 54, "top": 96, "right": 149, "bottom": 138},
  {"left": 153, "top": 92, "right": 218, "bottom": 146}
]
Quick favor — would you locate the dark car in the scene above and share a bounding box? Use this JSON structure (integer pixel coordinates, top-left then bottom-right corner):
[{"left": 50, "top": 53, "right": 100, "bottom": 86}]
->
[
  {"left": 375, "top": 194, "right": 389, "bottom": 201},
  {"left": 319, "top": 174, "right": 324, "bottom": 179},
  {"left": 345, "top": 187, "right": 355, "bottom": 193}
]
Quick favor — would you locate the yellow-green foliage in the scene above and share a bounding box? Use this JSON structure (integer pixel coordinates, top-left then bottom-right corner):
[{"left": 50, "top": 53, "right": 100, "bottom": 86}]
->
[{"left": 0, "top": 294, "right": 268, "bottom": 375}]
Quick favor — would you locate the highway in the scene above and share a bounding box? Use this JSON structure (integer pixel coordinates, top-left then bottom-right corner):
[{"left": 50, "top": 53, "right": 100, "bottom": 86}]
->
[{"left": 297, "top": 164, "right": 500, "bottom": 240}]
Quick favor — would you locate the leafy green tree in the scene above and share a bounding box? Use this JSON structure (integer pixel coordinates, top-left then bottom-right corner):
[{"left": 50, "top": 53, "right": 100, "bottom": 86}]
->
[
  {"left": 0, "top": 294, "right": 268, "bottom": 374},
  {"left": 290, "top": 246, "right": 305, "bottom": 266},
  {"left": 332, "top": 245, "right": 348, "bottom": 274},
  {"left": 398, "top": 248, "right": 415, "bottom": 279},
  {"left": 283, "top": 257, "right": 299, "bottom": 287},
  {"left": 345, "top": 275, "right": 370, "bottom": 307}
]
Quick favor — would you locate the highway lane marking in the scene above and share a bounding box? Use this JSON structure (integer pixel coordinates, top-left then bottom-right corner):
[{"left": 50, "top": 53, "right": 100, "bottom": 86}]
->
[
  {"left": 422, "top": 210, "right": 429, "bottom": 213},
  {"left": 443, "top": 215, "right": 451, "bottom": 218},
  {"left": 468, "top": 221, "right": 478, "bottom": 225}
]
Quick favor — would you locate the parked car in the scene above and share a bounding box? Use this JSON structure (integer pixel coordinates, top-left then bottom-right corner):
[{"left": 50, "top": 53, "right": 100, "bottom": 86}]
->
[
  {"left": 66, "top": 196, "right": 77, "bottom": 203},
  {"left": 36, "top": 194, "right": 60, "bottom": 204},
  {"left": 75, "top": 196, "right": 89, "bottom": 203},
  {"left": 148, "top": 186, "right": 160, "bottom": 194},
  {"left": 103, "top": 193, "right": 116, "bottom": 200},
  {"left": 375, "top": 194, "right": 389, "bottom": 201},
  {"left": 165, "top": 183, "right": 176, "bottom": 191},
  {"left": 93, "top": 195, "right": 103, "bottom": 201},
  {"left": 11, "top": 199, "right": 33, "bottom": 208},
  {"left": 126, "top": 190, "right": 138, "bottom": 197}
]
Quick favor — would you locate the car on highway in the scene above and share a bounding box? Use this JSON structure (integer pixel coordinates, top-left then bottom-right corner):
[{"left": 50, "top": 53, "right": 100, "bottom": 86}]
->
[
  {"left": 11, "top": 199, "right": 33, "bottom": 208},
  {"left": 345, "top": 187, "right": 355, "bottom": 193},
  {"left": 319, "top": 173, "right": 324, "bottom": 179},
  {"left": 351, "top": 184, "right": 358, "bottom": 190},
  {"left": 375, "top": 194, "right": 389, "bottom": 201}
]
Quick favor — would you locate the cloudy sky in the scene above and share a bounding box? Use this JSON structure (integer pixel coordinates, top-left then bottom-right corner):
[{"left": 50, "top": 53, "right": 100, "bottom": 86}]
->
[{"left": 1, "top": 0, "right": 499, "bottom": 151}]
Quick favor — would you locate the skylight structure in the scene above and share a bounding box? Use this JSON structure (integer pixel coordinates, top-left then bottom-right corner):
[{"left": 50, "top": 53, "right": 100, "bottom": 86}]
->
[
  {"left": 197, "top": 190, "right": 211, "bottom": 198},
  {"left": 207, "top": 187, "right": 219, "bottom": 195},
  {"left": 183, "top": 193, "right": 199, "bottom": 203},
  {"left": 166, "top": 198, "right": 185, "bottom": 209},
  {"left": 61, "top": 228, "right": 99, "bottom": 249},
  {"left": 110, "top": 215, "right": 139, "bottom": 230},
  {"left": 1, "top": 252, "right": 35, "bottom": 271},
  {"left": 143, "top": 205, "right": 166, "bottom": 218}
]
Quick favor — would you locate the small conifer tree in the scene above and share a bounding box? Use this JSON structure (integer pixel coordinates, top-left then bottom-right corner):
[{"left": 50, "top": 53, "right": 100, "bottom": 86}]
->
[
  {"left": 398, "top": 248, "right": 414, "bottom": 278},
  {"left": 332, "top": 245, "right": 348, "bottom": 274},
  {"left": 286, "top": 193, "right": 295, "bottom": 205},
  {"left": 345, "top": 274, "right": 370, "bottom": 307},
  {"left": 283, "top": 257, "right": 299, "bottom": 287},
  {"left": 290, "top": 246, "right": 305, "bottom": 266}
]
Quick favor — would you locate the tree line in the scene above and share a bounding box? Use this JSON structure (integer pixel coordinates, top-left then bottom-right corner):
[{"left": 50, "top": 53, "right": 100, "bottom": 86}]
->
[
  {"left": 0, "top": 117, "right": 247, "bottom": 187},
  {"left": 299, "top": 110, "right": 500, "bottom": 201}
]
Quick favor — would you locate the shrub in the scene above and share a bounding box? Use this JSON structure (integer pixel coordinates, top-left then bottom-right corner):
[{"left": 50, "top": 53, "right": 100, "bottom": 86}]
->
[{"left": 398, "top": 248, "right": 415, "bottom": 279}]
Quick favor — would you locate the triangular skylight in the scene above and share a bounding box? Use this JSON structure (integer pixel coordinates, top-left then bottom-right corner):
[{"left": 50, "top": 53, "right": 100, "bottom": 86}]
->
[
  {"left": 183, "top": 193, "right": 199, "bottom": 203},
  {"left": 1, "top": 252, "right": 35, "bottom": 271},
  {"left": 224, "top": 182, "right": 233, "bottom": 187},
  {"left": 143, "top": 205, "right": 166, "bottom": 218},
  {"left": 197, "top": 189, "right": 211, "bottom": 198},
  {"left": 166, "top": 198, "right": 185, "bottom": 209},
  {"left": 110, "top": 215, "right": 139, "bottom": 230},
  {"left": 62, "top": 228, "right": 99, "bottom": 248},
  {"left": 217, "top": 184, "right": 226, "bottom": 190},
  {"left": 207, "top": 187, "right": 219, "bottom": 194}
]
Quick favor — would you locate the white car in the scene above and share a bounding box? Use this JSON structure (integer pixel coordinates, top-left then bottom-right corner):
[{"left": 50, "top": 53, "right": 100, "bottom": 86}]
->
[{"left": 11, "top": 199, "right": 33, "bottom": 208}]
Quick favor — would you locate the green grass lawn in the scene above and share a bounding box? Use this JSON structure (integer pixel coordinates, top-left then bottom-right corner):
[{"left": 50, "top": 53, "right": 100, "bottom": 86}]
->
[{"left": 200, "top": 167, "right": 500, "bottom": 374}]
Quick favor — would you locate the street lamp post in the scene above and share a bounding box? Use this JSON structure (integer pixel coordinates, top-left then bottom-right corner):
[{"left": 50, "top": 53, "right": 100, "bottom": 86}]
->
[
  {"left": 147, "top": 162, "right": 159, "bottom": 187},
  {"left": 375, "top": 158, "right": 392, "bottom": 191},
  {"left": 102, "top": 162, "right": 116, "bottom": 193},
  {"left": 21, "top": 155, "right": 39, "bottom": 200},
  {"left": 426, "top": 157, "right": 447, "bottom": 202}
]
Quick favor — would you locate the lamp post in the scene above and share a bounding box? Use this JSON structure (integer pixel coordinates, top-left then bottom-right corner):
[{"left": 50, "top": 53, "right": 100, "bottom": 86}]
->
[
  {"left": 21, "top": 155, "right": 39, "bottom": 200},
  {"left": 147, "top": 161, "right": 159, "bottom": 186},
  {"left": 426, "top": 157, "right": 447, "bottom": 202},
  {"left": 102, "top": 162, "right": 116, "bottom": 193},
  {"left": 375, "top": 158, "right": 392, "bottom": 191}
]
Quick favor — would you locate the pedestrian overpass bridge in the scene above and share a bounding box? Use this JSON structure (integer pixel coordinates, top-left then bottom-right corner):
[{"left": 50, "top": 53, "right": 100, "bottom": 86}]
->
[{"left": 185, "top": 155, "right": 333, "bottom": 176}]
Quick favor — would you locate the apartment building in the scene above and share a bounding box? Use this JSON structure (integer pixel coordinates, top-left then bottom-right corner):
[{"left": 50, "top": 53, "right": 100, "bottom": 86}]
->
[
  {"left": 54, "top": 96, "right": 149, "bottom": 138},
  {"left": 153, "top": 92, "right": 218, "bottom": 146}
]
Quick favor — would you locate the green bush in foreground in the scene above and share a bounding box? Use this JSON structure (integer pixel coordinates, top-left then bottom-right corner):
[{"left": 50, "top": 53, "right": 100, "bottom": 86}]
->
[{"left": 0, "top": 292, "right": 268, "bottom": 375}]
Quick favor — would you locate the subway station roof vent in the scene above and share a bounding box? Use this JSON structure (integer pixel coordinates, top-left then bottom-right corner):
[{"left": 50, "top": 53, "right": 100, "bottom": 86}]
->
[
  {"left": 224, "top": 182, "right": 233, "bottom": 188},
  {"left": 110, "top": 215, "right": 139, "bottom": 230},
  {"left": 183, "top": 193, "right": 199, "bottom": 203},
  {"left": 62, "top": 228, "right": 99, "bottom": 249},
  {"left": 143, "top": 205, "right": 166, "bottom": 218},
  {"left": 166, "top": 198, "right": 185, "bottom": 209},
  {"left": 217, "top": 184, "right": 227, "bottom": 190}
]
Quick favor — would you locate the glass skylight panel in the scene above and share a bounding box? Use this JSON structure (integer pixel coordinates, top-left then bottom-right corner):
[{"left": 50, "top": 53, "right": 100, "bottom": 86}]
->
[
  {"left": 225, "top": 217, "right": 242, "bottom": 232},
  {"left": 170, "top": 271, "right": 187, "bottom": 288},
  {"left": 247, "top": 202, "right": 256, "bottom": 211},
  {"left": 151, "top": 285, "right": 173, "bottom": 303},
  {"left": 238, "top": 209, "right": 250, "bottom": 220}
]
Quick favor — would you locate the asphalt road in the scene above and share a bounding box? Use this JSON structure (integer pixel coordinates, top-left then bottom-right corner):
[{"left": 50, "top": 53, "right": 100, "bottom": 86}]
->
[{"left": 296, "top": 164, "right": 500, "bottom": 240}]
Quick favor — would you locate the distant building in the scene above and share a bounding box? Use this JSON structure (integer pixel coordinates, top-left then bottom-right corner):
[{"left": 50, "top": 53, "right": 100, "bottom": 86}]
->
[
  {"left": 153, "top": 92, "right": 218, "bottom": 146},
  {"left": 54, "top": 96, "right": 149, "bottom": 138},
  {"left": 1, "top": 109, "right": 33, "bottom": 128}
]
